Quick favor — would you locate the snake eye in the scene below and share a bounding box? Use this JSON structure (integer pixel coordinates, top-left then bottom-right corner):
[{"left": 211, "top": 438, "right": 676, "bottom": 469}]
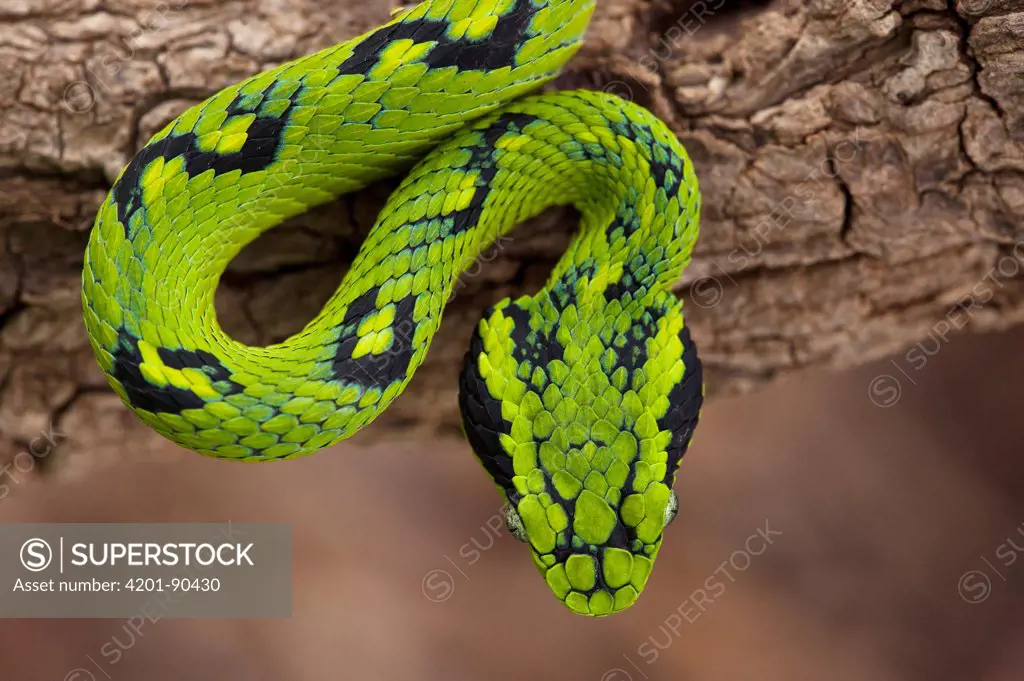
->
[
  {"left": 664, "top": 491, "right": 679, "bottom": 528},
  {"left": 505, "top": 505, "right": 528, "bottom": 542}
]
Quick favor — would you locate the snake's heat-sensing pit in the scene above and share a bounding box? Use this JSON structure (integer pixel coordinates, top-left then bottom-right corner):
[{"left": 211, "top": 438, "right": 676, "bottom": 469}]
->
[{"left": 82, "top": 0, "right": 703, "bottom": 616}]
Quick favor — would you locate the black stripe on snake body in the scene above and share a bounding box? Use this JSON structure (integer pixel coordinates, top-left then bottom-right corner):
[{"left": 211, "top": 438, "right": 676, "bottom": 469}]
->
[
  {"left": 110, "top": 89, "right": 301, "bottom": 232},
  {"left": 660, "top": 325, "right": 702, "bottom": 477},
  {"left": 447, "top": 113, "right": 541, "bottom": 237},
  {"left": 458, "top": 325, "right": 512, "bottom": 484},
  {"left": 110, "top": 332, "right": 244, "bottom": 414},
  {"left": 336, "top": 0, "right": 538, "bottom": 77},
  {"left": 330, "top": 292, "right": 418, "bottom": 389}
]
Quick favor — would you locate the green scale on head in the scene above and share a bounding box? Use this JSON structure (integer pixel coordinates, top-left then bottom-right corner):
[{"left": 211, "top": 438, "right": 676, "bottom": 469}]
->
[
  {"left": 82, "top": 0, "right": 703, "bottom": 616},
  {"left": 461, "top": 293, "right": 702, "bottom": 614}
]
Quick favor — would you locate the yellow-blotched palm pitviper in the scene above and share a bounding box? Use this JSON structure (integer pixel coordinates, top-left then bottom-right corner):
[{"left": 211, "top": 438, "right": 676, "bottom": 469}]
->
[{"left": 82, "top": 0, "right": 704, "bottom": 616}]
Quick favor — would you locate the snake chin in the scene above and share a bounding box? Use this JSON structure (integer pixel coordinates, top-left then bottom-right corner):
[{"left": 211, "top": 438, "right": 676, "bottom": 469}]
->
[
  {"left": 500, "top": 490, "right": 680, "bottom": 616},
  {"left": 458, "top": 291, "right": 703, "bottom": 616}
]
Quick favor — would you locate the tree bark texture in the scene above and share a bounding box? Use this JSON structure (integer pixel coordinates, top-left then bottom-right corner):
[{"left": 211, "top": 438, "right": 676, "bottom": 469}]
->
[{"left": 1, "top": 0, "right": 1023, "bottom": 470}]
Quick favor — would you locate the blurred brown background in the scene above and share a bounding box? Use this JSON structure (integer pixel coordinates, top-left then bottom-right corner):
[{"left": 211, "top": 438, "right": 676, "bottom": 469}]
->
[{"left": 1, "top": 325, "right": 1021, "bottom": 681}]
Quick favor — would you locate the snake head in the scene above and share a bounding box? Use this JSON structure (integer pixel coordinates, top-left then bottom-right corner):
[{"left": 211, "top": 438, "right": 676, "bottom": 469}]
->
[{"left": 458, "top": 290, "right": 703, "bottom": 616}]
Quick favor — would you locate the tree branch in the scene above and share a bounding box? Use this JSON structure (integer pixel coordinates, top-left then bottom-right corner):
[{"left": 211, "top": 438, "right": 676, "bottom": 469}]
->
[{"left": 1, "top": 0, "right": 1022, "bottom": 469}]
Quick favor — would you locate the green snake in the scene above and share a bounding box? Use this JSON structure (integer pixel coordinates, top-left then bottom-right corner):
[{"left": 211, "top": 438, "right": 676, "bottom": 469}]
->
[{"left": 81, "top": 0, "right": 703, "bottom": 616}]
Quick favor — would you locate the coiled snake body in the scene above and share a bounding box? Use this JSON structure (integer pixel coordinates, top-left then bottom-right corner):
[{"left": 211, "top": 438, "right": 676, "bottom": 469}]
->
[{"left": 82, "top": 0, "right": 703, "bottom": 616}]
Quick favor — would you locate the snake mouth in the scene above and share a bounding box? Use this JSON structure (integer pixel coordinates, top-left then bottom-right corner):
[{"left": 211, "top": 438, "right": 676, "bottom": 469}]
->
[{"left": 535, "top": 546, "right": 656, "bottom": 616}]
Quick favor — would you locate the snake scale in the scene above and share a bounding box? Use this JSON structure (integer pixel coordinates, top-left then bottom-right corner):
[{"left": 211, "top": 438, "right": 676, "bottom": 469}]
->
[{"left": 82, "top": 0, "right": 704, "bottom": 616}]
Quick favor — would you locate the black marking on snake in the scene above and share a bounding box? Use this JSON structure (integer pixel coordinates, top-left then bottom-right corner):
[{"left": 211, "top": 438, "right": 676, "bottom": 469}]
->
[
  {"left": 602, "top": 279, "right": 631, "bottom": 304},
  {"left": 336, "top": 0, "right": 536, "bottom": 76},
  {"left": 156, "top": 346, "right": 241, "bottom": 388},
  {"left": 660, "top": 325, "right": 703, "bottom": 479},
  {"left": 337, "top": 287, "right": 382, "bottom": 331},
  {"left": 648, "top": 153, "right": 681, "bottom": 199},
  {"left": 616, "top": 465, "right": 642, "bottom": 550},
  {"left": 502, "top": 298, "right": 566, "bottom": 368},
  {"left": 605, "top": 208, "right": 641, "bottom": 241},
  {"left": 504, "top": 303, "right": 533, "bottom": 363},
  {"left": 550, "top": 259, "right": 625, "bottom": 314},
  {"left": 110, "top": 88, "right": 303, "bottom": 233},
  {"left": 547, "top": 277, "right": 580, "bottom": 314},
  {"left": 603, "top": 254, "right": 652, "bottom": 303},
  {"left": 331, "top": 291, "right": 417, "bottom": 389},
  {"left": 111, "top": 332, "right": 243, "bottom": 414},
  {"left": 615, "top": 310, "right": 659, "bottom": 375},
  {"left": 609, "top": 117, "right": 684, "bottom": 200},
  {"left": 445, "top": 112, "right": 541, "bottom": 238},
  {"left": 600, "top": 161, "right": 682, "bottom": 246},
  {"left": 459, "top": 327, "right": 514, "bottom": 491}
]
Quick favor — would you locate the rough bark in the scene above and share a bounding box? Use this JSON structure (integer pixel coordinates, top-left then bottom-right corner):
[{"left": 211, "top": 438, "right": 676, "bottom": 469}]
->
[{"left": 1, "top": 0, "right": 1023, "bottom": 472}]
